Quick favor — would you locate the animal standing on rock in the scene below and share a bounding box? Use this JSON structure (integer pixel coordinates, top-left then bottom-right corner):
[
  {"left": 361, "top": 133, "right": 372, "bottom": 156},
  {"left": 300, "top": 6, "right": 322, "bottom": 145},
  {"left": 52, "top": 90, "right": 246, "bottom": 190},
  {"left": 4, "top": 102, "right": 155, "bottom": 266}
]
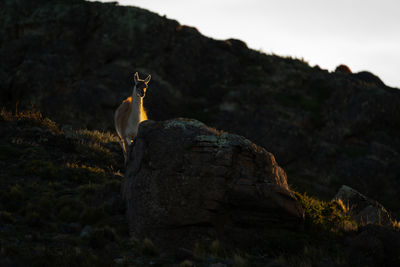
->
[{"left": 114, "top": 72, "right": 151, "bottom": 163}]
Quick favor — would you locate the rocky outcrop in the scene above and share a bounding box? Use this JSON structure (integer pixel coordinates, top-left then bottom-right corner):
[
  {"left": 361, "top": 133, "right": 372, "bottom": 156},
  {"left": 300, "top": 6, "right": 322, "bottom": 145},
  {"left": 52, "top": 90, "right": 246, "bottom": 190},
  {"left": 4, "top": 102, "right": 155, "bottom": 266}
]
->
[
  {"left": 333, "top": 185, "right": 392, "bottom": 226},
  {"left": 123, "top": 118, "right": 304, "bottom": 250}
]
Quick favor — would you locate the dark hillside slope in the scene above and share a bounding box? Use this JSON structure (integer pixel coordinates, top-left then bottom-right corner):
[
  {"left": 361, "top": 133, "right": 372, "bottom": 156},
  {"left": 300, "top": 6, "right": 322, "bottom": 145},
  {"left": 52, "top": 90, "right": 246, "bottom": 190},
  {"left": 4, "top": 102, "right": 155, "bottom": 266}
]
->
[{"left": 1, "top": 0, "right": 400, "bottom": 212}]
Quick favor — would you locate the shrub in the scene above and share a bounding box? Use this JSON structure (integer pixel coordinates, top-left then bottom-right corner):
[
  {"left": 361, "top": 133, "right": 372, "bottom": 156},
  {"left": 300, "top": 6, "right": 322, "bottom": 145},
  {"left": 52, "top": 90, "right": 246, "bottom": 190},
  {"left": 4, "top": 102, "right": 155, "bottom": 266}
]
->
[
  {"left": 65, "top": 163, "right": 107, "bottom": 184},
  {"left": 141, "top": 238, "right": 159, "bottom": 257},
  {"left": 0, "top": 210, "right": 16, "bottom": 223},
  {"left": 79, "top": 205, "right": 108, "bottom": 225},
  {"left": 233, "top": 254, "right": 248, "bottom": 267},
  {"left": 25, "top": 211, "right": 41, "bottom": 227},
  {"left": 9, "top": 184, "right": 24, "bottom": 201},
  {"left": 0, "top": 144, "right": 22, "bottom": 160},
  {"left": 393, "top": 220, "right": 400, "bottom": 231},
  {"left": 24, "top": 160, "right": 59, "bottom": 180},
  {"left": 210, "top": 239, "right": 225, "bottom": 258},
  {"left": 88, "top": 226, "right": 118, "bottom": 249},
  {"left": 295, "top": 192, "right": 351, "bottom": 232}
]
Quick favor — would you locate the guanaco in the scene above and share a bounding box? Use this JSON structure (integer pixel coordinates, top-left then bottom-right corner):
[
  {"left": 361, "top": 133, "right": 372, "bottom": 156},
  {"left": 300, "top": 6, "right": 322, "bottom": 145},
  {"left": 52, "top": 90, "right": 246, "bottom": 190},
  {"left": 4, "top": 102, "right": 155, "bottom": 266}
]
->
[{"left": 114, "top": 72, "right": 151, "bottom": 163}]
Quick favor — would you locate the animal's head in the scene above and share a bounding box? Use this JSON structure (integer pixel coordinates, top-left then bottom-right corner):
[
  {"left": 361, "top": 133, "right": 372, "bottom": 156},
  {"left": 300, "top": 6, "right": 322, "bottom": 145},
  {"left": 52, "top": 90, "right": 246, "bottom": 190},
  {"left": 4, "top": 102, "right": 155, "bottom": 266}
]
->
[{"left": 134, "top": 72, "right": 151, "bottom": 98}]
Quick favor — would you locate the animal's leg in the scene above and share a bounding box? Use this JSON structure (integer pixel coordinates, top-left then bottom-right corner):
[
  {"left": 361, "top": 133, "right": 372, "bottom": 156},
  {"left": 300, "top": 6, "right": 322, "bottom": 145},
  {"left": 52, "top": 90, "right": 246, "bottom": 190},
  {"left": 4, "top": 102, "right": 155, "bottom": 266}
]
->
[
  {"left": 122, "top": 138, "right": 129, "bottom": 164},
  {"left": 125, "top": 136, "right": 138, "bottom": 166},
  {"left": 119, "top": 139, "right": 125, "bottom": 153},
  {"left": 125, "top": 137, "right": 132, "bottom": 146},
  {"left": 117, "top": 136, "right": 127, "bottom": 161},
  {"left": 126, "top": 137, "right": 134, "bottom": 163}
]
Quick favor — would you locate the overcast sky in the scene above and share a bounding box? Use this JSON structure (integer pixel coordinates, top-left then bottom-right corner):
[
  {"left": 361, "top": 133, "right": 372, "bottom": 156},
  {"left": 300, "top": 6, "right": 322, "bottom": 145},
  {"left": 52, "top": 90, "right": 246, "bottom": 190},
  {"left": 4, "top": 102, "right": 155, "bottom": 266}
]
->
[{"left": 91, "top": 0, "right": 400, "bottom": 88}]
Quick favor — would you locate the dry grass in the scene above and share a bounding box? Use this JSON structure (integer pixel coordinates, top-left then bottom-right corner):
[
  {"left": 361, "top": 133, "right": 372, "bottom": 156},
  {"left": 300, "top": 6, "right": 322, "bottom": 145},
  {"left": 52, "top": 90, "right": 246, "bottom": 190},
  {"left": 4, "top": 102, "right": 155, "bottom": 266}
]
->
[
  {"left": 75, "top": 129, "right": 119, "bottom": 143},
  {"left": 393, "top": 220, "right": 400, "bottom": 231},
  {"left": 335, "top": 198, "right": 350, "bottom": 214},
  {"left": 1, "top": 108, "right": 60, "bottom": 134}
]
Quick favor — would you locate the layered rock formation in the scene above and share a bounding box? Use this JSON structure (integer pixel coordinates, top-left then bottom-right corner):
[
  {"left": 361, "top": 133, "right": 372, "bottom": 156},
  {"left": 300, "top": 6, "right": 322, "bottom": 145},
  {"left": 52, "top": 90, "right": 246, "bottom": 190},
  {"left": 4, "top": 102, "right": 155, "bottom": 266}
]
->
[{"left": 123, "top": 118, "right": 304, "bottom": 250}]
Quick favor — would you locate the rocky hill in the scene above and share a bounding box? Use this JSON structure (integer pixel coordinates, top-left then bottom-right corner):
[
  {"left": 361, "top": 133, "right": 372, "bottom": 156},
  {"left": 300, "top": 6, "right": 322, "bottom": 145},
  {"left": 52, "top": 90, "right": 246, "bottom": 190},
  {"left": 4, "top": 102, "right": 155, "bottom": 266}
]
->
[{"left": 2, "top": 0, "right": 399, "bottom": 214}]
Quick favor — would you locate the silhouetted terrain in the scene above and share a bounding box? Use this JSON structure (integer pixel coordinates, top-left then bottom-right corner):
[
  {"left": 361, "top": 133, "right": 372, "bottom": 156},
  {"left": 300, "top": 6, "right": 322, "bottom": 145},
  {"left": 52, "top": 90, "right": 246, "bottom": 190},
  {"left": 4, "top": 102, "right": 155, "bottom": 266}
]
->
[
  {"left": 2, "top": 0, "right": 399, "bottom": 212},
  {"left": 1, "top": 0, "right": 400, "bottom": 266}
]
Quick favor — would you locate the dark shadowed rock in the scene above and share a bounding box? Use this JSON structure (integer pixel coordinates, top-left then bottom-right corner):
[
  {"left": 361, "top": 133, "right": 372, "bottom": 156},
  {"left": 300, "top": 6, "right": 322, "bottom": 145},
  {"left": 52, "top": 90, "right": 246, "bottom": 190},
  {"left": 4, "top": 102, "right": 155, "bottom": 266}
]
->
[
  {"left": 354, "top": 71, "right": 386, "bottom": 87},
  {"left": 123, "top": 118, "right": 304, "bottom": 251},
  {"left": 347, "top": 224, "right": 400, "bottom": 267},
  {"left": 333, "top": 185, "right": 392, "bottom": 226}
]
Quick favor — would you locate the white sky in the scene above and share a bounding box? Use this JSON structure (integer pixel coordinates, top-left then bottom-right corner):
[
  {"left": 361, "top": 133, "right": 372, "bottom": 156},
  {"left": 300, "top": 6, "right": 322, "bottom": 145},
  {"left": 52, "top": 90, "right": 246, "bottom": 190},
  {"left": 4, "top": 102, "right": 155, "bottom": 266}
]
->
[{"left": 90, "top": 0, "right": 400, "bottom": 88}]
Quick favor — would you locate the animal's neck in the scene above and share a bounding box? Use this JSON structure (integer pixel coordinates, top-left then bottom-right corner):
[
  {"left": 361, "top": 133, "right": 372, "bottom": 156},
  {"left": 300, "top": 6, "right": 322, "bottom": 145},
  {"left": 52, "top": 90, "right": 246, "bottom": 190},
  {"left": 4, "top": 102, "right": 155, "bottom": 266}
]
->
[
  {"left": 131, "top": 87, "right": 144, "bottom": 120},
  {"left": 132, "top": 87, "right": 142, "bottom": 111}
]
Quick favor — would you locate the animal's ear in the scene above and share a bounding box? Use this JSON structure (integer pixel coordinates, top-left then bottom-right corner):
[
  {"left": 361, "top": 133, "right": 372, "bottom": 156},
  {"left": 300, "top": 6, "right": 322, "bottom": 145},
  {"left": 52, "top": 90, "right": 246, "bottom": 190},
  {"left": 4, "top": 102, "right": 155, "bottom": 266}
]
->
[
  {"left": 134, "top": 72, "right": 139, "bottom": 84},
  {"left": 144, "top": 74, "right": 151, "bottom": 84}
]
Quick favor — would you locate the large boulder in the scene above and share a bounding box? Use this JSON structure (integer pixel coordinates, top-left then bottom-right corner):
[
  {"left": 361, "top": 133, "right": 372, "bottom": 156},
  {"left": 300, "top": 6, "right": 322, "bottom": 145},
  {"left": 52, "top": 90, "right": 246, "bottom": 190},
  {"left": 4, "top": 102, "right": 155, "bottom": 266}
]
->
[
  {"left": 123, "top": 118, "right": 304, "bottom": 251},
  {"left": 333, "top": 185, "right": 392, "bottom": 226}
]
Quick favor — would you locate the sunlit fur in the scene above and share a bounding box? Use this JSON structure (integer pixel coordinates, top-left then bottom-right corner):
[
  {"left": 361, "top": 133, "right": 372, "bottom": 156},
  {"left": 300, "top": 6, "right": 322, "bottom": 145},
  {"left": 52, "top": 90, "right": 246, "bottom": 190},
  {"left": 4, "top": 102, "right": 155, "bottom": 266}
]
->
[
  {"left": 140, "top": 103, "right": 148, "bottom": 121},
  {"left": 114, "top": 72, "right": 151, "bottom": 163}
]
